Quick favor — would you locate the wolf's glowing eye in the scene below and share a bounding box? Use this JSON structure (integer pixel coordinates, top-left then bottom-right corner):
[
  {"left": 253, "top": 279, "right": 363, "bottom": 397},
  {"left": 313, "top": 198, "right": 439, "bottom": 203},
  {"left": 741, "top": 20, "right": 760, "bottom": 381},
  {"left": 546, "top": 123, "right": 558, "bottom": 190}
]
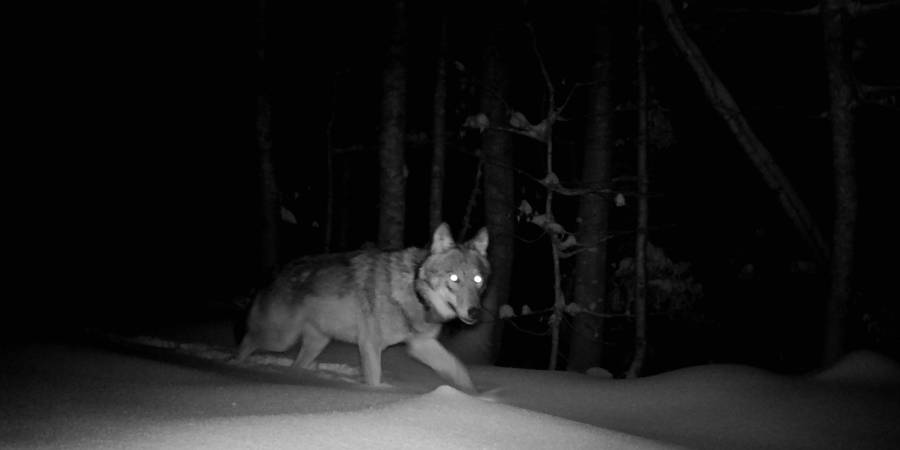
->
[
  {"left": 449, "top": 274, "right": 459, "bottom": 282},
  {"left": 473, "top": 274, "right": 483, "bottom": 284}
]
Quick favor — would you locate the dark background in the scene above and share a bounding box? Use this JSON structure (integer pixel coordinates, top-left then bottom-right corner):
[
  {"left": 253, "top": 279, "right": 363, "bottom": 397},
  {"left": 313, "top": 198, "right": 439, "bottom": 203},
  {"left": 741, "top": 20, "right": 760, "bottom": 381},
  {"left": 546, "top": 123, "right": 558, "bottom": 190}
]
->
[{"left": 20, "top": 0, "right": 899, "bottom": 375}]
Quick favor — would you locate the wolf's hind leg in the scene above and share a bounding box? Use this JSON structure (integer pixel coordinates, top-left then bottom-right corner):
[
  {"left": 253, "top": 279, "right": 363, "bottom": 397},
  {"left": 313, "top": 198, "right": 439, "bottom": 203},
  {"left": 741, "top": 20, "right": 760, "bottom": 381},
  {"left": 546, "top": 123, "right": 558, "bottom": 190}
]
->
[
  {"left": 293, "top": 327, "right": 330, "bottom": 370},
  {"left": 407, "top": 337, "right": 476, "bottom": 394},
  {"left": 234, "top": 333, "right": 258, "bottom": 363}
]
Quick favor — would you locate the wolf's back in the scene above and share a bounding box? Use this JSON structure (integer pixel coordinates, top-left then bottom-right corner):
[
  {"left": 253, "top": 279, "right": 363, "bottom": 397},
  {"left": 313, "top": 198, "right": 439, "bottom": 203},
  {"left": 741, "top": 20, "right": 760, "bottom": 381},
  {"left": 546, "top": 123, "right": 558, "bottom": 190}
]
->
[{"left": 238, "top": 247, "right": 429, "bottom": 356}]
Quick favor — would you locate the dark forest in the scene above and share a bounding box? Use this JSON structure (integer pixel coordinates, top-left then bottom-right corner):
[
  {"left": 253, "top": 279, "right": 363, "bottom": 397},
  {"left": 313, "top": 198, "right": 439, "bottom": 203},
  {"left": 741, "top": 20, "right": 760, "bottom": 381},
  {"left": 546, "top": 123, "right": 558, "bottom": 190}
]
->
[{"left": 23, "top": 0, "right": 900, "bottom": 379}]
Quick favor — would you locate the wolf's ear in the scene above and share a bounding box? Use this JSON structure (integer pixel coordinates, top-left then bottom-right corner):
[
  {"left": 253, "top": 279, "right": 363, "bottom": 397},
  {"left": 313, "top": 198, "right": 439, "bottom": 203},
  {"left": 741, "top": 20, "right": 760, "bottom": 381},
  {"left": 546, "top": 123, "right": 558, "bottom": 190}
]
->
[
  {"left": 431, "top": 223, "right": 455, "bottom": 253},
  {"left": 467, "top": 227, "right": 489, "bottom": 257}
]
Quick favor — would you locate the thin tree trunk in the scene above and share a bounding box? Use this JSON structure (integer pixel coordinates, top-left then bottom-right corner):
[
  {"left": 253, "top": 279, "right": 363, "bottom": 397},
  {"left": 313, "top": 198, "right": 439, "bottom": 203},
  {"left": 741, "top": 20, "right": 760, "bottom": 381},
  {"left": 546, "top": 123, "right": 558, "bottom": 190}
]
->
[
  {"left": 337, "top": 167, "right": 353, "bottom": 251},
  {"left": 537, "top": 39, "right": 562, "bottom": 372},
  {"left": 655, "top": 0, "right": 829, "bottom": 265},
  {"left": 458, "top": 159, "right": 483, "bottom": 240},
  {"left": 456, "top": 36, "right": 513, "bottom": 365},
  {"left": 324, "top": 76, "right": 338, "bottom": 253},
  {"left": 256, "top": 0, "right": 278, "bottom": 276},
  {"left": 821, "top": 0, "right": 857, "bottom": 365},
  {"left": 429, "top": 15, "right": 449, "bottom": 233},
  {"left": 257, "top": 96, "right": 278, "bottom": 274},
  {"left": 567, "top": 18, "right": 614, "bottom": 373},
  {"left": 377, "top": 0, "right": 408, "bottom": 249},
  {"left": 627, "top": 7, "right": 649, "bottom": 378},
  {"left": 517, "top": 24, "right": 567, "bottom": 371}
]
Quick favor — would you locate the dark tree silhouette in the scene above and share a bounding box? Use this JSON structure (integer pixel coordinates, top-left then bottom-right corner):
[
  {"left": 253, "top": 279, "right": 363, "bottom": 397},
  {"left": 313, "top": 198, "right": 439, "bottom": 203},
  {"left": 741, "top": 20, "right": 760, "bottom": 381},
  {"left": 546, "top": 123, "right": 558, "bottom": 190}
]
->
[
  {"left": 463, "top": 30, "right": 515, "bottom": 364},
  {"left": 567, "top": 12, "right": 615, "bottom": 373},
  {"left": 821, "top": 0, "right": 858, "bottom": 365},
  {"left": 429, "top": 14, "right": 449, "bottom": 233},
  {"left": 378, "top": 0, "right": 409, "bottom": 249},
  {"left": 256, "top": 0, "right": 279, "bottom": 277},
  {"left": 627, "top": 2, "right": 650, "bottom": 379}
]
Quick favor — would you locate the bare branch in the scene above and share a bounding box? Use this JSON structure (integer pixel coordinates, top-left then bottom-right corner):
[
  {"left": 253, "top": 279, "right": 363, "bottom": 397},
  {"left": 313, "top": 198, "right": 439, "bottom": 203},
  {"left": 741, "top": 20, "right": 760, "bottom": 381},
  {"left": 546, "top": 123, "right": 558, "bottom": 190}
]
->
[
  {"left": 525, "top": 23, "right": 555, "bottom": 104},
  {"left": 557, "top": 81, "right": 599, "bottom": 119},
  {"left": 655, "top": 0, "right": 830, "bottom": 264}
]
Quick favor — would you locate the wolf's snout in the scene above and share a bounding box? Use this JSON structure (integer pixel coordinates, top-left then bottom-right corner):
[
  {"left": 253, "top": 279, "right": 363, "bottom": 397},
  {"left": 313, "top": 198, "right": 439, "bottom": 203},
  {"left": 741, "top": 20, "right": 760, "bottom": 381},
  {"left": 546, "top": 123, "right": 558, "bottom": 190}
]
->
[{"left": 460, "top": 307, "right": 482, "bottom": 325}]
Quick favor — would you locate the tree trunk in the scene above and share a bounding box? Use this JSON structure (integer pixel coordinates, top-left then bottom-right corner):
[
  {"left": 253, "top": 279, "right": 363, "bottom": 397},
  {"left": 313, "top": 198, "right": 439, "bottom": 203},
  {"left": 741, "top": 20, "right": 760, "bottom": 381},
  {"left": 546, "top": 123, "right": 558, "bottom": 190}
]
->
[
  {"left": 654, "top": 0, "right": 829, "bottom": 265},
  {"left": 455, "top": 36, "right": 514, "bottom": 365},
  {"left": 377, "top": 0, "right": 408, "bottom": 249},
  {"left": 256, "top": 0, "right": 278, "bottom": 277},
  {"left": 323, "top": 75, "right": 339, "bottom": 254},
  {"left": 567, "top": 19, "right": 614, "bottom": 373},
  {"left": 337, "top": 167, "right": 353, "bottom": 251},
  {"left": 257, "top": 96, "right": 279, "bottom": 275},
  {"left": 627, "top": 7, "right": 649, "bottom": 378},
  {"left": 429, "top": 16, "right": 449, "bottom": 233},
  {"left": 821, "top": 0, "right": 857, "bottom": 365}
]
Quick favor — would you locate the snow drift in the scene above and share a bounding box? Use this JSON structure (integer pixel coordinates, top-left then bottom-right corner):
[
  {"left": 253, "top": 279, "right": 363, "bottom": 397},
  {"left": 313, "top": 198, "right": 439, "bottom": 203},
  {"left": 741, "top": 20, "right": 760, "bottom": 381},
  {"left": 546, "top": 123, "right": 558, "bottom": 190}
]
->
[{"left": 2, "top": 332, "right": 898, "bottom": 449}]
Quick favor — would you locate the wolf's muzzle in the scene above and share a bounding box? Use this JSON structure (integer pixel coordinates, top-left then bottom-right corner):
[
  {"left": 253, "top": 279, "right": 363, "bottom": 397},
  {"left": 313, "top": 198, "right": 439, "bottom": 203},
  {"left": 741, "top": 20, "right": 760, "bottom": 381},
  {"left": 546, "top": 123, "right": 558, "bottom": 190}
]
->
[{"left": 458, "top": 307, "right": 482, "bottom": 325}]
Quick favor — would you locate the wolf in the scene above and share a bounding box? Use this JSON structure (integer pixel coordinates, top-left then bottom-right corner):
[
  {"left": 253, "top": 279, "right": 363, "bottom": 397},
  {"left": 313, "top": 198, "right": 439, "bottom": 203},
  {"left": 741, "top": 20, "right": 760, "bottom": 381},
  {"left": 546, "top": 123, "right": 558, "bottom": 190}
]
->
[{"left": 236, "top": 223, "right": 489, "bottom": 394}]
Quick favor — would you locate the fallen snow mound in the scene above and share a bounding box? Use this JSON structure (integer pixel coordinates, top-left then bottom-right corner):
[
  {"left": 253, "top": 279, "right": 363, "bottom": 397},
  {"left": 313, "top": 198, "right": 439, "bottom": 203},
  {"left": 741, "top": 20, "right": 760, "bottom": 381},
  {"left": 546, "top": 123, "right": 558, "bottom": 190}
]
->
[{"left": 812, "top": 349, "right": 900, "bottom": 386}]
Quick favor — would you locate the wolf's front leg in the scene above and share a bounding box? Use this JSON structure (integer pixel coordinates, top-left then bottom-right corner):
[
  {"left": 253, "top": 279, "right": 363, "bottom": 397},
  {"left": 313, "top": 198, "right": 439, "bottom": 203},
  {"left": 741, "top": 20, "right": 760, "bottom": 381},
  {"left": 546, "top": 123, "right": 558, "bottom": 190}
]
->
[
  {"left": 358, "top": 338, "right": 383, "bottom": 386},
  {"left": 357, "top": 317, "right": 384, "bottom": 386},
  {"left": 406, "top": 337, "right": 476, "bottom": 394}
]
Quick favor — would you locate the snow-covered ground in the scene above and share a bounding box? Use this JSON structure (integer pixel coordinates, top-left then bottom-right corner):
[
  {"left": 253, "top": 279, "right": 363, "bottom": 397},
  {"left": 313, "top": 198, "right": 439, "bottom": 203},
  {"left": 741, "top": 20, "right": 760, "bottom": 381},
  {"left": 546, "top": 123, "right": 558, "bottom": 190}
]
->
[{"left": 2, "top": 323, "right": 899, "bottom": 449}]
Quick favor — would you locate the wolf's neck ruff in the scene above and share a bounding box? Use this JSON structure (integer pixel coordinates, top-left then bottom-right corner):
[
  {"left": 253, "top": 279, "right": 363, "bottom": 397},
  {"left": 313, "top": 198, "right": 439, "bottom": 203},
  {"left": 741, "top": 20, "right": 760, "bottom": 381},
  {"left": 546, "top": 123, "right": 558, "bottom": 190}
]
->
[{"left": 358, "top": 247, "right": 433, "bottom": 334}]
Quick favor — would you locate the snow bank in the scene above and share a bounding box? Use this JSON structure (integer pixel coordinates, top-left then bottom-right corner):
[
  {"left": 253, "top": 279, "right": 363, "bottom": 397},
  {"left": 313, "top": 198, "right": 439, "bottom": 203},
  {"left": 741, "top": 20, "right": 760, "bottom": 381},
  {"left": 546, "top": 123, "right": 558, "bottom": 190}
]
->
[
  {"left": 3, "top": 335, "right": 899, "bottom": 450},
  {"left": 109, "top": 385, "right": 677, "bottom": 450}
]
